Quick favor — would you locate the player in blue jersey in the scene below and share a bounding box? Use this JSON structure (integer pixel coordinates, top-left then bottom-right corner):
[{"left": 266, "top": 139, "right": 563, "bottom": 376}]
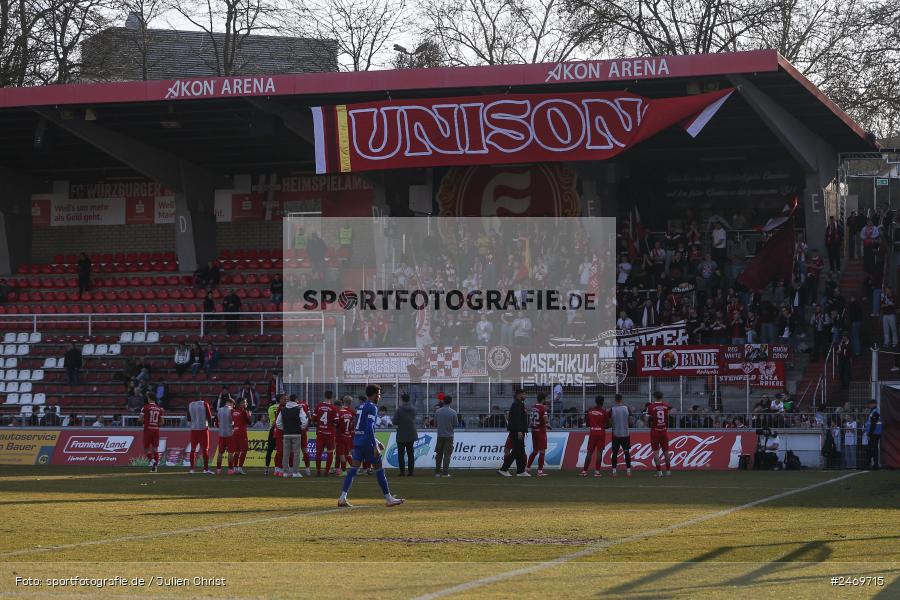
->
[{"left": 338, "top": 384, "right": 405, "bottom": 508}]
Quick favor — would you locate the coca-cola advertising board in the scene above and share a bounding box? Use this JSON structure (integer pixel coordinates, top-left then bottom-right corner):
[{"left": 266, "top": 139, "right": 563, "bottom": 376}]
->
[{"left": 563, "top": 431, "right": 757, "bottom": 470}]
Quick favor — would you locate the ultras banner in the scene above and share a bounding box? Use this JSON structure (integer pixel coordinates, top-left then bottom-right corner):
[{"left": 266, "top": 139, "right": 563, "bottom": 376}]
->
[{"left": 311, "top": 89, "right": 734, "bottom": 174}]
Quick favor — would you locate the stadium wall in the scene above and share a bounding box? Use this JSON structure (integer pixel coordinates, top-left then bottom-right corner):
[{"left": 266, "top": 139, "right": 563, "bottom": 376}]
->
[{"left": 2, "top": 428, "right": 825, "bottom": 470}]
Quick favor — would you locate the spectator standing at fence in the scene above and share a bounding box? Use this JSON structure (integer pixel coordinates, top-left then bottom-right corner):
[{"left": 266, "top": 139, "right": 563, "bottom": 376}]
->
[
  {"left": 825, "top": 216, "right": 843, "bottom": 273},
  {"left": 882, "top": 286, "right": 897, "bottom": 348},
  {"left": 277, "top": 394, "right": 308, "bottom": 478},
  {"left": 843, "top": 416, "right": 858, "bottom": 469},
  {"left": 861, "top": 218, "right": 880, "bottom": 273},
  {"left": 223, "top": 289, "right": 241, "bottom": 335},
  {"left": 64, "top": 343, "right": 82, "bottom": 385},
  {"left": 848, "top": 296, "right": 863, "bottom": 356},
  {"left": 866, "top": 400, "right": 881, "bottom": 470},
  {"left": 434, "top": 396, "right": 457, "bottom": 477},
  {"left": 609, "top": 394, "right": 632, "bottom": 477},
  {"left": 498, "top": 389, "right": 529, "bottom": 477},
  {"left": 394, "top": 393, "right": 417, "bottom": 476},
  {"left": 307, "top": 231, "right": 327, "bottom": 274},
  {"left": 77, "top": 252, "right": 91, "bottom": 297},
  {"left": 810, "top": 304, "right": 832, "bottom": 360}
]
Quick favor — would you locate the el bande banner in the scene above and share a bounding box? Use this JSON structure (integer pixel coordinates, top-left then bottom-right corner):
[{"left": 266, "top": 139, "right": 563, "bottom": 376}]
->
[
  {"left": 311, "top": 89, "right": 734, "bottom": 174},
  {"left": 635, "top": 343, "right": 790, "bottom": 388}
]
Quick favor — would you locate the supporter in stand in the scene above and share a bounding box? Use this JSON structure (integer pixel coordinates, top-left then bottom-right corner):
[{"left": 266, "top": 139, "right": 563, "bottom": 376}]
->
[
  {"left": 174, "top": 342, "right": 191, "bottom": 375},
  {"left": 77, "top": 252, "right": 91, "bottom": 297},
  {"left": 64, "top": 343, "right": 82, "bottom": 386},
  {"left": 203, "top": 344, "right": 220, "bottom": 373},
  {"left": 270, "top": 274, "right": 284, "bottom": 306},
  {"left": 223, "top": 289, "right": 241, "bottom": 334},
  {"left": 202, "top": 292, "right": 215, "bottom": 317},
  {"left": 0, "top": 279, "right": 8, "bottom": 304},
  {"left": 189, "top": 342, "right": 204, "bottom": 375}
]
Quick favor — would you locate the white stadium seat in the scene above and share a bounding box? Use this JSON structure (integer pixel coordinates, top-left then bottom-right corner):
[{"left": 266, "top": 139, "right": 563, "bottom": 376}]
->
[
  {"left": 5, "top": 393, "right": 18, "bottom": 405},
  {"left": 19, "top": 393, "right": 32, "bottom": 405},
  {"left": 32, "top": 393, "right": 46, "bottom": 406},
  {"left": 19, "top": 382, "right": 32, "bottom": 394},
  {"left": 4, "top": 358, "right": 16, "bottom": 369},
  {"left": 15, "top": 333, "right": 28, "bottom": 344},
  {"left": 30, "top": 370, "right": 43, "bottom": 382},
  {"left": 119, "top": 331, "right": 133, "bottom": 343},
  {"left": 3, "top": 333, "right": 15, "bottom": 344},
  {"left": 146, "top": 332, "right": 159, "bottom": 343},
  {"left": 3, "top": 370, "right": 16, "bottom": 382},
  {"left": 17, "top": 370, "right": 31, "bottom": 381},
  {"left": 95, "top": 344, "right": 109, "bottom": 355},
  {"left": 1, "top": 345, "right": 13, "bottom": 356},
  {"left": 108, "top": 344, "right": 121, "bottom": 355},
  {"left": 82, "top": 344, "right": 95, "bottom": 356},
  {"left": 15, "top": 344, "right": 27, "bottom": 356},
  {"left": 19, "top": 405, "right": 32, "bottom": 418},
  {"left": 29, "top": 332, "right": 41, "bottom": 343},
  {"left": 133, "top": 332, "right": 146, "bottom": 343},
  {"left": 0, "top": 382, "right": 4, "bottom": 393},
  {"left": 5, "top": 381, "right": 18, "bottom": 393},
  {"left": 43, "top": 357, "right": 57, "bottom": 369}
]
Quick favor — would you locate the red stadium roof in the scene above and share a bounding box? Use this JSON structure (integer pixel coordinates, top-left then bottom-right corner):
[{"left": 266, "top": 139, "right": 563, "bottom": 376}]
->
[{"left": 0, "top": 49, "right": 875, "bottom": 180}]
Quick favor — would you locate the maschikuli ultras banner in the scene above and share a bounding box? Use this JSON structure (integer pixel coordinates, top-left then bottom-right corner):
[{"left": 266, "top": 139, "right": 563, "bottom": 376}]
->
[
  {"left": 311, "top": 89, "right": 733, "bottom": 174},
  {"left": 282, "top": 216, "right": 617, "bottom": 385}
]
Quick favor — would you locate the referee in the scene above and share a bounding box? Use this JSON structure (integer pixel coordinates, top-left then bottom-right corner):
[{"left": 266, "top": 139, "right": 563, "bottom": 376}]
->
[{"left": 498, "top": 389, "right": 530, "bottom": 477}]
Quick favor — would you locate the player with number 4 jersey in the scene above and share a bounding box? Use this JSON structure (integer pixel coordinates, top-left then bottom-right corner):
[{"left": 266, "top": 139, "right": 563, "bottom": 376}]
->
[
  {"left": 315, "top": 391, "right": 338, "bottom": 476},
  {"left": 527, "top": 393, "right": 551, "bottom": 476},
  {"left": 647, "top": 391, "right": 673, "bottom": 477}
]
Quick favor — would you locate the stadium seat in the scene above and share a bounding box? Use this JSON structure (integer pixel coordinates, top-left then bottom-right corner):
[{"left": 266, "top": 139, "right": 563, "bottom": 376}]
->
[
  {"left": 5, "top": 382, "right": 18, "bottom": 393},
  {"left": 109, "top": 344, "right": 121, "bottom": 355},
  {"left": 133, "top": 332, "right": 146, "bottom": 343},
  {"left": 119, "top": 332, "right": 133, "bottom": 343},
  {"left": 15, "top": 332, "right": 28, "bottom": 343},
  {"left": 43, "top": 357, "right": 57, "bottom": 369},
  {"left": 19, "top": 382, "right": 32, "bottom": 394},
  {"left": 31, "top": 369, "right": 43, "bottom": 381},
  {"left": 17, "top": 370, "right": 31, "bottom": 381},
  {"left": 19, "top": 393, "right": 32, "bottom": 405},
  {"left": 4, "top": 358, "right": 16, "bottom": 369},
  {"left": 4, "top": 393, "right": 18, "bottom": 405},
  {"left": 3, "top": 333, "right": 15, "bottom": 344},
  {"left": 15, "top": 344, "right": 27, "bottom": 355},
  {"left": 147, "top": 332, "right": 159, "bottom": 343},
  {"left": 28, "top": 332, "right": 41, "bottom": 344},
  {"left": 0, "top": 382, "right": 4, "bottom": 392},
  {"left": 32, "top": 393, "right": 46, "bottom": 405},
  {"left": 82, "top": 344, "right": 95, "bottom": 356},
  {"left": 19, "top": 404, "right": 32, "bottom": 418},
  {"left": 95, "top": 344, "right": 109, "bottom": 355}
]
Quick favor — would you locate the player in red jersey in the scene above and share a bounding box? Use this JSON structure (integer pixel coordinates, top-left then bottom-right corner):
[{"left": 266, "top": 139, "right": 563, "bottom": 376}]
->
[
  {"left": 140, "top": 395, "right": 164, "bottom": 472},
  {"left": 647, "top": 391, "right": 674, "bottom": 477},
  {"left": 581, "top": 395, "right": 608, "bottom": 477},
  {"left": 314, "top": 390, "right": 338, "bottom": 476},
  {"left": 231, "top": 398, "right": 253, "bottom": 474},
  {"left": 526, "top": 393, "right": 551, "bottom": 476},
  {"left": 335, "top": 395, "right": 355, "bottom": 475},
  {"left": 296, "top": 395, "right": 312, "bottom": 476}
]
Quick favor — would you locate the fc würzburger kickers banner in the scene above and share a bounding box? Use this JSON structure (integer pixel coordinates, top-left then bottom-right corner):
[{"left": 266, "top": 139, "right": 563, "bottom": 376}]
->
[{"left": 311, "top": 89, "right": 734, "bottom": 173}]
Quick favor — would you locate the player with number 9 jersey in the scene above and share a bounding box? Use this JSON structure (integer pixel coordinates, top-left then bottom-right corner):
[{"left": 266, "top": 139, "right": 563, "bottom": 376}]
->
[
  {"left": 141, "top": 398, "right": 164, "bottom": 472},
  {"left": 647, "top": 392, "right": 673, "bottom": 476},
  {"left": 581, "top": 396, "right": 608, "bottom": 476}
]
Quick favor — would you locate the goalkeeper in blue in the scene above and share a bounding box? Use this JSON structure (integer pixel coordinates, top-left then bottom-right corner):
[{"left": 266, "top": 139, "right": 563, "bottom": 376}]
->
[{"left": 338, "top": 384, "right": 405, "bottom": 508}]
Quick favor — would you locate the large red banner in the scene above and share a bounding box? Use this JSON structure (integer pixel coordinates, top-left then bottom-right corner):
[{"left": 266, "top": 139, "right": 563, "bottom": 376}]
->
[
  {"left": 564, "top": 430, "right": 756, "bottom": 471},
  {"left": 311, "top": 89, "right": 733, "bottom": 174}
]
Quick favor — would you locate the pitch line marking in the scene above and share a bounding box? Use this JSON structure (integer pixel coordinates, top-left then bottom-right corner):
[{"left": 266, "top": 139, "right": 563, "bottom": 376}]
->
[
  {"left": 412, "top": 471, "right": 865, "bottom": 600},
  {"left": 0, "top": 506, "right": 369, "bottom": 558}
]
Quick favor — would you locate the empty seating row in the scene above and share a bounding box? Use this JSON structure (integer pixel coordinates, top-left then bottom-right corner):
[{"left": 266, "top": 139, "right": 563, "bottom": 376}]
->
[
  {"left": 82, "top": 343, "right": 121, "bottom": 356},
  {"left": 1, "top": 369, "right": 44, "bottom": 382},
  {"left": 1, "top": 382, "right": 34, "bottom": 393},
  {"left": 53, "top": 252, "right": 177, "bottom": 265},
  {"left": 0, "top": 345, "right": 29, "bottom": 356},
  {"left": 119, "top": 332, "right": 160, "bottom": 344},
  {"left": 5, "top": 394, "right": 48, "bottom": 406},
  {"left": 3, "top": 333, "right": 41, "bottom": 344},
  {"left": 17, "top": 261, "right": 178, "bottom": 275}
]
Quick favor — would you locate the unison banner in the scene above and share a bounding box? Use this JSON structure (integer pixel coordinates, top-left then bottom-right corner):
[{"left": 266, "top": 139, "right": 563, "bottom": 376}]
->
[{"left": 312, "top": 89, "right": 733, "bottom": 174}]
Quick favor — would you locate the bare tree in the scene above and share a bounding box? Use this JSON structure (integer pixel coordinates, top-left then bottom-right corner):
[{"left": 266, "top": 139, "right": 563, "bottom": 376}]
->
[
  {"left": 416, "top": 0, "right": 603, "bottom": 66},
  {"left": 168, "top": 0, "right": 279, "bottom": 76},
  {"left": 33, "top": 0, "right": 112, "bottom": 83},
  {"left": 285, "top": 0, "right": 407, "bottom": 71},
  {"left": 0, "top": 0, "right": 44, "bottom": 86},
  {"left": 113, "top": 0, "right": 166, "bottom": 80}
]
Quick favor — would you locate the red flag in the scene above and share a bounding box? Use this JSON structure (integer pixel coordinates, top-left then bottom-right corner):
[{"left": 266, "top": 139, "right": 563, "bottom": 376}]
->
[
  {"left": 756, "top": 197, "right": 799, "bottom": 233},
  {"left": 737, "top": 223, "right": 796, "bottom": 290}
]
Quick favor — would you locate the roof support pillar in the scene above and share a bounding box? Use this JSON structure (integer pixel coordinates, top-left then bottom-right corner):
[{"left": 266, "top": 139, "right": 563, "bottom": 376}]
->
[
  {"left": 729, "top": 75, "right": 836, "bottom": 253},
  {"left": 0, "top": 167, "right": 32, "bottom": 275},
  {"left": 32, "top": 108, "right": 229, "bottom": 272}
]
